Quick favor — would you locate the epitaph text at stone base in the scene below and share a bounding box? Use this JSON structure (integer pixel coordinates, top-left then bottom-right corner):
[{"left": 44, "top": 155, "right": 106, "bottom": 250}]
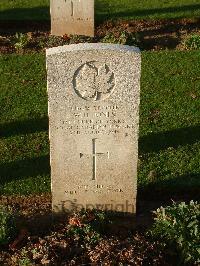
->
[{"left": 46, "top": 43, "right": 141, "bottom": 214}]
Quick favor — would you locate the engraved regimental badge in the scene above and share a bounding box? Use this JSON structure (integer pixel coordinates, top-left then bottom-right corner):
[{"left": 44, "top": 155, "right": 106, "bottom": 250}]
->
[{"left": 73, "top": 62, "right": 115, "bottom": 101}]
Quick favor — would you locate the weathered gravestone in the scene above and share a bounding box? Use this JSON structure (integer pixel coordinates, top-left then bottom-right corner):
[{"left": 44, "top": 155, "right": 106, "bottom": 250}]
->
[
  {"left": 50, "top": 0, "right": 94, "bottom": 37},
  {"left": 46, "top": 43, "right": 141, "bottom": 214}
]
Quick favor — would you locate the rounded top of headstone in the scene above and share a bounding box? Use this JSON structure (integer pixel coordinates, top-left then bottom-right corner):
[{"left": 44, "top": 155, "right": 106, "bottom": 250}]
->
[{"left": 46, "top": 43, "right": 140, "bottom": 56}]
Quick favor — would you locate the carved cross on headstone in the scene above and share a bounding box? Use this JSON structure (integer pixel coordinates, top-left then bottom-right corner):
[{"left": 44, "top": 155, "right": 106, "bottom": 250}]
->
[{"left": 80, "top": 138, "right": 109, "bottom": 181}]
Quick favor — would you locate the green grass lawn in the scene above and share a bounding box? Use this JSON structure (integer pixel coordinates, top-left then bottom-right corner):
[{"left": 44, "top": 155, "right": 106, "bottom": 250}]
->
[
  {"left": 0, "top": 0, "right": 49, "bottom": 21},
  {"left": 0, "top": 51, "right": 200, "bottom": 197},
  {"left": 0, "top": 0, "right": 200, "bottom": 21},
  {"left": 96, "top": 0, "right": 200, "bottom": 21}
]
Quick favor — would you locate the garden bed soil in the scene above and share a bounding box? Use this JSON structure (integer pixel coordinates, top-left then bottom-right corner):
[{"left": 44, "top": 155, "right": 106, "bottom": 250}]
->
[
  {"left": 0, "top": 18, "right": 200, "bottom": 54},
  {"left": 0, "top": 192, "right": 197, "bottom": 265},
  {"left": 0, "top": 194, "right": 173, "bottom": 265}
]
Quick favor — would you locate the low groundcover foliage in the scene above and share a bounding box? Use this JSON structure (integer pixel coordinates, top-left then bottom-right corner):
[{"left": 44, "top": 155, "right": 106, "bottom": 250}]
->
[
  {"left": 150, "top": 201, "right": 200, "bottom": 265},
  {"left": 67, "top": 209, "right": 109, "bottom": 246},
  {"left": 0, "top": 205, "right": 17, "bottom": 245},
  {"left": 184, "top": 34, "right": 200, "bottom": 50}
]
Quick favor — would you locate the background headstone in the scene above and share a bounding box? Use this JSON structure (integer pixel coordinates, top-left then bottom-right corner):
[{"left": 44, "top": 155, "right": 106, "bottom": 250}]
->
[
  {"left": 50, "top": 0, "right": 94, "bottom": 37},
  {"left": 46, "top": 43, "right": 141, "bottom": 214}
]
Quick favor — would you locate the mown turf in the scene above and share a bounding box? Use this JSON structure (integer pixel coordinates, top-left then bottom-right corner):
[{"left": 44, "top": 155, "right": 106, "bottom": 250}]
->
[
  {"left": 0, "top": 0, "right": 200, "bottom": 21},
  {"left": 96, "top": 0, "right": 200, "bottom": 22},
  {"left": 0, "top": 51, "right": 200, "bottom": 197},
  {"left": 0, "top": 54, "right": 50, "bottom": 194},
  {"left": 140, "top": 51, "right": 200, "bottom": 198},
  {"left": 0, "top": 0, "right": 49, "bottom": 21}
]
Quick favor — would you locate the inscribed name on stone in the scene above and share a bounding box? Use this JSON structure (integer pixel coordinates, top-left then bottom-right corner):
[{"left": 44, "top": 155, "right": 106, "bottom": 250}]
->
[
  {"left": 50, "top": 0, "right": 94, "bottom": 37},
  {"left": 46, "top": 43, "right": 141, "bottom": 214}
]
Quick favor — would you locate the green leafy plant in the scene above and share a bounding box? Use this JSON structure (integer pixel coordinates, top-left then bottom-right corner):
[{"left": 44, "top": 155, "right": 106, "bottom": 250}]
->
[
  {"left": 36, "top": 36, "right": 47, "bottom": 49},
  {"left": 45, "top": 35, "right": 68, "bottom": 48},
  {"left": 101, "top": 32, "right": 119, "bottom": 44},
  {"left": 0, "top": 205, "right": 17, "bottom": 245},
  {"left": 67, "top": 209, "right": 109, "bottom": 245},
  {"left": 18, "top": 257, "right": 32, "bottom": 266},
  {"left": 184, "top": 34, "right": 200, "bottom": 50},
  {"left": 101, "top": 31, "right": 140, "bottom": 46},
  {"left": 13, "top": 32, "right": 29, "bottom": 50},
  {"left": 18, "top": 248, "right": 32, "bottom": 266},
  {"left": 69, "top": 34, "right": 94, "bottom": 44},
  {"left": 150, "top": 201, "right": 200, "bottom": 265}
]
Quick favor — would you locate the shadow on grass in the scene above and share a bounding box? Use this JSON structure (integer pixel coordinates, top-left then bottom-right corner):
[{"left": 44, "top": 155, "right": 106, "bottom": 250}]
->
[
  {"left": 0, "top": 155, "right": 50, "bottom": 185},
  {"left": 0, "top": 117, "right": 199, "bottom": 200},
  {"left": 1, "top": 3, "right": 200, "bottom": 28},
  {"left": 138, "top": 125, "right": 200, "bottom": 202},
  {"left": 139, "top": 124, "right": 200, "bottom": 153},
  {"left": 96, "top": 3, "right": 200, "bottom": 22},
  {"left": 0, "top": 7, "right": 50, "bottom": 33},
  {"left": 138, "top": 173, "right": 200, "bottom": 202},
  {"left": 1, "top": 118, "right": 200, "bottom": 152},
  {"left": 0, "top": 116, "right": 48, "bottom": 137},
  {"left": 0, "top": 6, "right": 50, "bottom": 21}
]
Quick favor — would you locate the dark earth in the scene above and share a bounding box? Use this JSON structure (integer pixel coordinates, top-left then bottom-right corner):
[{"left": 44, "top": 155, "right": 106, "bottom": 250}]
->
[
  {"left": 0, "top": 191, "right": 197, "bottom": 265},
  {"left": 0, "top": 18, "right": 200, "bottom": 53}
]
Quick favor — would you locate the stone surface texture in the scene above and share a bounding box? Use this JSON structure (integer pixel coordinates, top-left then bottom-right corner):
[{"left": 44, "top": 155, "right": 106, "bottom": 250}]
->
[
  {"left": 50, "top": 0, "right": 94, "bottom": 37},
  {"left": 46, "top": 43, "right": 141, "bottom": 214}
]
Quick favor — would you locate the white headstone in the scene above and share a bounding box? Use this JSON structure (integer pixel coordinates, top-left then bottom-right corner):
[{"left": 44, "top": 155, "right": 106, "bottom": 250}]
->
[
  {"left": 46, "top": 43, "right": 141, "bottom": 214},
  {"left": 50, "top": 0, "right": 94, "bottom": 37}
]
